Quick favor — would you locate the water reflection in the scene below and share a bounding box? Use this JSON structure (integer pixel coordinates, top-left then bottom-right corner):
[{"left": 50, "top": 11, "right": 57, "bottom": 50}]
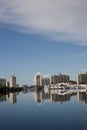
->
[
  {"left": 0, "top": 89, "right": 87, "bottom": 105},
  {"left": 33, "top": 89, "right": 87, "bottom": 105},
  {"left": 77, "top": 91, "right": 87, "bottom": 104},
  {"left": 8, "top": 92, "right": 17, "bottom": 104},
  {"left": 34, "top": 89, "right": 75, "bottom": 104},
  {"left": 0, "top": 93, "right": 6, "bottom": 102},
  {"left": 34, "top": 91, "right": 42, "bottom": 105}
]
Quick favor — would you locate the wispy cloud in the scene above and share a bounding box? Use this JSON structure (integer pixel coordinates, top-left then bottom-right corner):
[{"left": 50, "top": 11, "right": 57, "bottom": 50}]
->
[
  {"left": 0, "top": 0, "right": 87, "bottom": 45},
  {"left": 79, "top": 52, "right": 87, "bottom": 56}
]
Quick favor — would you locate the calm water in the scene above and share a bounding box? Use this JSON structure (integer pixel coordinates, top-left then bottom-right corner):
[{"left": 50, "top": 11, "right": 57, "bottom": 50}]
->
[{"left": 0, "top": 89, "right": 87, "bottom": 130}]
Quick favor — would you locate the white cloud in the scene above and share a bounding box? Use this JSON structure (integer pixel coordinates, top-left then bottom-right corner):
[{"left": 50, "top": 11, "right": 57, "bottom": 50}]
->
[
  {"left": 78, "top": 52, "right": 87, "bottom": 56},
  {"left": 0, "top": 0, "right": 87, "bottom": 45}
]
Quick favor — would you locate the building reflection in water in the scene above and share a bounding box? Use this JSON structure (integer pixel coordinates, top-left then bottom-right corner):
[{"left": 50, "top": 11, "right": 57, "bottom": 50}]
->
[
  {"left": 8, "top": 92, "right": 17, "bottom": 105},
  {"left": 77, "top": 91, "right": 87, "bottom": 104},
  {"left": 34, "top": 91, "right": 42, "bottom": 105},
  {"left": 34, "top": 89, "right": 75, "bottom": 104},
  {"left": 0, "top": 89, "right": 87, "bottom": 105},
  {"left": 42, "top": 91, "right": 50, "bottom": 102},
  {"left": 0, "top": 94, "right": 6, "bottom": 102},
  {"left": 51, "top": 93, "right": 70, "bottom": 103}
]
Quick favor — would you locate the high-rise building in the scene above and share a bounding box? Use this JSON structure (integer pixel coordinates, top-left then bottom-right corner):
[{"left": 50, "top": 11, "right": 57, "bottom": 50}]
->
[
  {"left": 0, "top": 78, "right": 6, "bottom": 87},
  {"left": 9, "top": 75, "right": 16, "bottom": 87},
  {"left": 35, "top": 73, "right": 41, "bottom": 86},
  {"left": 76, "top": 72, "right": 87, "bottom": 84},
  {"left": 51, "top": 73, "right": 69, "bottom": 85},
  {"left": 6, "top": 81, "right": 10, "bottom": 87},
  {"left": 41, "top": 77, "right": 50, "bottom": 87},
  {"left": 51, "top": 75, "right": 58, "bottom": 84}
]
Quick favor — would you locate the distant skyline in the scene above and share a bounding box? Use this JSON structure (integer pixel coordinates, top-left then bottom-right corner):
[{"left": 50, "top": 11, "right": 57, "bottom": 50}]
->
[{"left": 0, "top": 0, "right": 87, "bottom": 85}]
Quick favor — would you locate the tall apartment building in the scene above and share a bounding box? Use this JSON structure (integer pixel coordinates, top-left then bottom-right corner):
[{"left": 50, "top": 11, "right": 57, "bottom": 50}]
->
[
  {"left": 0, "top": 78, "right": 6, "bottom": 87},
  {"left": 51, "top": 75, "right": 58, "bottom": 84},
  {"left": 9, "top": 75, "right": 16, "bottom": 87},
  {"left": 51, "top": 73, "right": 69, "bottom": 85},
  {"left": 6, "top": 81, "right": 10, "bottom": 87},
  {"left": 76, "top": 72, "right": 87, "bottom": 84},
  {"left": 35, "top": 73, "right": 41, "bottom": 86},
  {"left": 41, "top": 77, "right": 50, "bottom": 87}
]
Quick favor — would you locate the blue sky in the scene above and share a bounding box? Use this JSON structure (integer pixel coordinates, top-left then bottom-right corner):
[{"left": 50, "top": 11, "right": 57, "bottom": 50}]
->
[{"left": 0, "top": 0, "right": 87, "bottom": 85}]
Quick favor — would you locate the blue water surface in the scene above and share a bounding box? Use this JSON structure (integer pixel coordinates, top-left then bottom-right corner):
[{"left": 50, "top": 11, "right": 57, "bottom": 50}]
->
[{"left": 0, "top": 90, "right": 87, "bottom": 130}]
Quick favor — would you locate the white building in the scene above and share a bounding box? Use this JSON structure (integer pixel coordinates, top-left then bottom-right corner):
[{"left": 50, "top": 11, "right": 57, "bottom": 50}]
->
[
  {"left": 9, "top": 75, "right": 16, "bottom": 87},
  {"left": 6, "top": 81, "right": 10, "bottom": 87},
  {"left": 35, "top": 72, "right": 41, "bottom": 86}
]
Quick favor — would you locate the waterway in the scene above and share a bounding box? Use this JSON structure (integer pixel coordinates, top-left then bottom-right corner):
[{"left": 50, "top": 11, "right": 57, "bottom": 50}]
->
[{"left": 0, "top": 89, "right": 87, "bottom": 130}]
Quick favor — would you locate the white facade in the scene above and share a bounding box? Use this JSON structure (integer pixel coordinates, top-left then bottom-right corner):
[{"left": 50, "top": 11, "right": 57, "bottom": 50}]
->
[
  {"left": 6, "top": 81, "right": 10, "bottom": 87},
  {"left": 35, "top": 74, "right": 41, "bottom": 86},
  {"left": 9, "top": 75, "right": 16, "bottom": 87}
]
